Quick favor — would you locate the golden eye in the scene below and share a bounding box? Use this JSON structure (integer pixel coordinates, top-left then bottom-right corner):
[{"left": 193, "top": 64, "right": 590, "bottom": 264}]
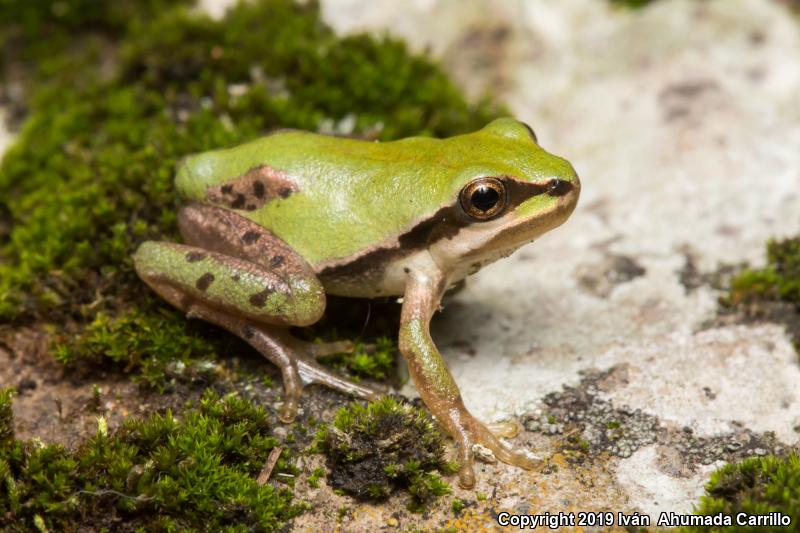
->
[{"left": 459, "top": 177, "right": 507, "bottom": 221}]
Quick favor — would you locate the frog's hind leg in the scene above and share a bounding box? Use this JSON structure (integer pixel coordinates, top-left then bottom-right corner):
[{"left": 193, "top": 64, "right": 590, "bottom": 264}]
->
[
  {"left": 133, "top": 204, "right": 382, "bottom": 421},
  {"left": 179, "top": 300, "right": 379, "bottom": 422}
]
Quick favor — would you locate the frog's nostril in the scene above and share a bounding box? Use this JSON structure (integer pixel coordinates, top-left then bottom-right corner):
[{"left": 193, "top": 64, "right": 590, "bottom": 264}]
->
[{"left": 547, "top": 178, "right": 573, "bottom": 197}]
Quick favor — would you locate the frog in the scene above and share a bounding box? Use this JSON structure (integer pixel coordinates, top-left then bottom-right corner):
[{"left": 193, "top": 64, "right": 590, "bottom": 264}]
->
[{"left": 132, "top": 117, "right": 580, "bottom": 488}]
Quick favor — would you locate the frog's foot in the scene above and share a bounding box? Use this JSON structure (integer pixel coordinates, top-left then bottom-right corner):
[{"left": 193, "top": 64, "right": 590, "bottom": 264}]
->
[{"left": 444, "top": 405, "right": 541, "bottom": 489}]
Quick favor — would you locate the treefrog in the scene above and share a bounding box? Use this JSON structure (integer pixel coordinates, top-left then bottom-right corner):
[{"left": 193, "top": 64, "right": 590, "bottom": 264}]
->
[{"left": 133, "top": 118, "right": 580, "bottom": 488}]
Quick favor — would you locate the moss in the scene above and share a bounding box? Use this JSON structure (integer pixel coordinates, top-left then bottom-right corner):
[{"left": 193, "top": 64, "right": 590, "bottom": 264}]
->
[
  {"left": 0, "top": 387, "right": 299, "bottom": 531},
  {"left": 725, "top": 237, "right": 800, "bottom": 352},
  {"left": 0, "top": 0, "right": 500, "bottom": 385},
  {"left": 682, "top": 454, "right": 800, "bottom": 532},
  {"left": 308, "top": 466, "right": 325, "bottom": 489},
  {"left": 0, "top": 388, "right": 14, "bottom": 447},
  {"left": 728, "top": 237, "right": 800, "bottom": 305},
  {"left": 52, "top": 299, "right": 233, "bottom": 387},
  {"left": 315, "top": 336, "right": 396, "bottom": 381},
  {"left": 609, "top": 0, "right": 659, "bottom": 8},
  {"left": 451, "top": 497, "right": 466, "bottom": 515},
  {"left": 315, "top": 396, "right": 454, "bottom": 510}
]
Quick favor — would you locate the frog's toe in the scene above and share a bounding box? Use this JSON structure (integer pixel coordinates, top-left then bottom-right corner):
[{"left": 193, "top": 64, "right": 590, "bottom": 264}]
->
[
  {"left": 295, "top": 356, "right": 385, "bottom": 400},
  {"left": 472, "top": 420, "right": 541, "bottom": 470},
  {"left": 452, "top": 412, "right": 540, "bottom": 488},
  {"left": 456, "top": 445, "right": 477, "bottom": 489},
  {"left": 487, "top": 419, "right": 521, "bottom": 439},
  {"left": 278, "top": 395, "right": 300, "bottom": 423},
  {"left": 275, "top": 362, "right": 303, "bottom": 423}
]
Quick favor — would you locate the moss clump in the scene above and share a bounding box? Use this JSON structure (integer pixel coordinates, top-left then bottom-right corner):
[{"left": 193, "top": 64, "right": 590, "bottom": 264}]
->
[
  {"left": 52, "top": 300, "right": 232, "bottom": 387},
  {"left": 682, "top": 454, "right": 800, "bottom": 532},
  {"left": 0, "top": 0, "right": 500, "bottom": 382},
  {"left": 0, "top": 387, "right": 299, "bottom": 531},
  {"left": 725, "top": 237, "right": 800, "bottom": 352},
  {"left": 729, "top": 237, "right": 800, "bottom": 305},
  {"left": 316, "top": 336, "right": 396, "bottom": 381},
  {"left": 316, "top": 397, "right": 454, "bottom": 511}
]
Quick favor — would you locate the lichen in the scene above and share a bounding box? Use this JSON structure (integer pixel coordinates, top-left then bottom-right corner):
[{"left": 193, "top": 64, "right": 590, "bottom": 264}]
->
[
  {"left": 315, "top": 396, "right": 454, "bottom": 511},
  {"left": 0, "top": 0, "right": 500, "bottom": 383},
  {"left": 682, "top": 454, "right": 800, "bottom": 532},
  {"left": 0, "top": 387, "right": 299, "bottom": 531}
]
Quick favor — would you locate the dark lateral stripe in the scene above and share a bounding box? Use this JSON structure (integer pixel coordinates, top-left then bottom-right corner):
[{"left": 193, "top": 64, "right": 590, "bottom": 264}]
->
[{"left": 319, "top": 175, "right": 567, "bottom": 280}]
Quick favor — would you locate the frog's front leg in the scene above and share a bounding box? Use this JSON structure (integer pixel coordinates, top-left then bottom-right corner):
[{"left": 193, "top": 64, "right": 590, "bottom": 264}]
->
[
  {"left": 133, "top": 205, "right": 380, "bottom": 422},
  {"left": 399, "top": 266, "right": 541, "bottom": 488}
]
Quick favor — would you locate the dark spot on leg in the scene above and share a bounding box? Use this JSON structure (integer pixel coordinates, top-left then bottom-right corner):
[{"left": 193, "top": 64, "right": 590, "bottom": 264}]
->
[
  {"left": 186, "top": 251, "right": 207, "bottom": 263},
  {"left": 279, "top": 187, "right": 292, "bottom": 199},
  {"left": 242, "top": 324, "right": 256, "bottom": 339},
  {"left": 231, "top": 193, "right": 246, "bottom": 209},
  {"left": 253, "top": 180, "right": 266, "bottom": 198},
  {"left": 245, "top": 204, "right": 257, "bottom": 211},
  {"left": 270, "top": 255, "right": 285, "bottom": 268},
  {"left": 249, "top": 288, "right": 272, "bottom": 308},
  {"left": 242, "top": 231, "right": 261, "bottom": 245},
  {"left": 220, "top": 184, "right": 234, "bottom": 194},
  {"left": 231, "top": 274, "right": 241, "bottom": 282},
  {"left": 403, "top": 267, "right": 410, "bottom": 274},
  {"left": 196, "top": 272, "right": 215, "bottom": 291}
]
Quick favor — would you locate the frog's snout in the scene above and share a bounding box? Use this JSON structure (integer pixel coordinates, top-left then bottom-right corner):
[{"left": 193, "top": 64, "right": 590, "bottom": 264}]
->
[{"left": 546, "top": 172, "right": 581, "bottom": 206}]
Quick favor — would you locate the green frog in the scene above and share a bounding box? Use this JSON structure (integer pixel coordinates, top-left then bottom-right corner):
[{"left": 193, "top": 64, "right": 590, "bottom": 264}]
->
[{"left": 133, "top": 117, "right": 580, "bottom": 488}]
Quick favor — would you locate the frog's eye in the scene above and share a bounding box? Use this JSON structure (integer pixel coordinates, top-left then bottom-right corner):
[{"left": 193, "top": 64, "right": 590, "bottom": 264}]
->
[
  {"left": 459, "top": 177, "right": 507, "bottom": 221},
  {"left": 520, "top": 122, "right": 538, "bottom": 143}
]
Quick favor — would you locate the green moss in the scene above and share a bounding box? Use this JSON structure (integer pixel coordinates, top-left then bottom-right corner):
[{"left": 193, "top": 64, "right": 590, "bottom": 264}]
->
[
  {"left": 725, "top": 237, "right": 800, "bottom": 352},
  {"left": 729, "top": 237, "right": 800, "bottom": 305},
  {"left": 315, "top": 397, "right": 454, "bottom": 510},
  {"left": 308, "top": 466, "right": 325, "bottom": 489},
  {"left": 682, "top": 454, "right": 800, "bottom": 532},
  {"left": 52, "top": 300, "right": 232, "bottom": 387},
  {"left": 609, "top": 0, "right": 659, "bottom": 8},
  {"left": 315, "top": 336, "right": 396, "bottom": 381},
  {"left": 0, "top": 0, "right": 500, "bottom": 385},
  {"left": 0, "top": 388, "right": 14, "bottom": 447},
  {"left": 0, "top": 387, "right": 299, "bottom": 531},
  {"left": 451, "top": 497, "right": 466, "bottom": 515}
]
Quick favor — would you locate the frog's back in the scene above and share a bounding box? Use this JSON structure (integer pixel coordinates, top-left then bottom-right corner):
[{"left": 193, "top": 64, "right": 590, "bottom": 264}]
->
[{"left": 175, "top": 130, "right": 467, "bottom": 267}]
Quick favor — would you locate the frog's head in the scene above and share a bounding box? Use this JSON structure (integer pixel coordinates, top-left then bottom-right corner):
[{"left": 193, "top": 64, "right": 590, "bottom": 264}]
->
[{"left": 428, "top": 117, "right": 581, "bottom": 278}]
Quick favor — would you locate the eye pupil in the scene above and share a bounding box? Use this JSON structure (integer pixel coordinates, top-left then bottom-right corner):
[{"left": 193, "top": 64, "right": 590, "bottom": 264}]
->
[
  {"left": 459, "top": 177, "right": 507, "bottom": 221},
  {"left": 471, "top": 185, "right": 500, "bottom": 212}
]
